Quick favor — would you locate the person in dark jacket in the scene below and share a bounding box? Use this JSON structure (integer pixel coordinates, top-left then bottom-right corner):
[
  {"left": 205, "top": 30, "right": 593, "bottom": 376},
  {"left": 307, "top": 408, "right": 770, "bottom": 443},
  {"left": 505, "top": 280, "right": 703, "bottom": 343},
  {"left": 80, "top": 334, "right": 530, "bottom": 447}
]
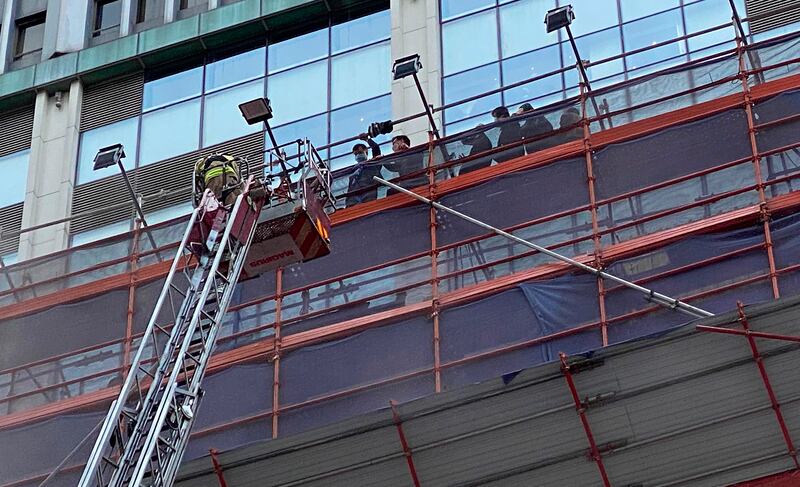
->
[
  {"left": 491, "top": 106, "right": 524, "bottom": 160},
  {"left": 345, "top": 134, "right": 383, "bottom": 207},
  {"left": 516, "top": 103, "right": 554, "bottom": 146},
  {"left": 491, "top": 106, "right": 521, "bottom": 147},
  {"left": 385, "top": 134, "right": 428, "bottom": 195},
  {"left": 457, "top": 125, "right": 494, "bottom": 175},
  {"left": 557, "top": 107, "right": 583, "bottom": 144}
]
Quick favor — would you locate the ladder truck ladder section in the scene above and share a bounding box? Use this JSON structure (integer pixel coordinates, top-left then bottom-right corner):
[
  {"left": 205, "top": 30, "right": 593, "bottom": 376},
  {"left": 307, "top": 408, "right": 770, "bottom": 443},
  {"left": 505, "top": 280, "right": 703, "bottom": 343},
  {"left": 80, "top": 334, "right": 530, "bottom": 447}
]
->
[{"left": 79, "top": 181, "right": 265, "bottom": 487}]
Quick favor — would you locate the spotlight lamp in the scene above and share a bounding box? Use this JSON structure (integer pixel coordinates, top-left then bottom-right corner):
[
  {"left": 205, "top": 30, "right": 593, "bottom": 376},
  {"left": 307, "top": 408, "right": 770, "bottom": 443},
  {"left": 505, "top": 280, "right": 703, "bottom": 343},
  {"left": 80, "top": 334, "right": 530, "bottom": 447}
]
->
[
  {"left": 544, "top": 5, "right": 574, "bottom": 33},
  {"left": 392, "top": 54, "right": 422, "bottom": 80},
  {"left": 239, "top": 97, "right": 273, "bottom": 125},
  {"left": 93, "top": 143, "right": 126, "bottom": 171}
]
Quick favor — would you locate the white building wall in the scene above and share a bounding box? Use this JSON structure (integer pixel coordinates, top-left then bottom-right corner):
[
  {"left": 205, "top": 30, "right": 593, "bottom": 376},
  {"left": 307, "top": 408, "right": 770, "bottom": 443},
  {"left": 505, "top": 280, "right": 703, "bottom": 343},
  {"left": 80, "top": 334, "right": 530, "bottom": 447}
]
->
[
  {"left": 18, "top": 80, "right": 81, "bottom": 260},
  {"left": 390, "top": 0, "right": 443, "bottom": 146}
]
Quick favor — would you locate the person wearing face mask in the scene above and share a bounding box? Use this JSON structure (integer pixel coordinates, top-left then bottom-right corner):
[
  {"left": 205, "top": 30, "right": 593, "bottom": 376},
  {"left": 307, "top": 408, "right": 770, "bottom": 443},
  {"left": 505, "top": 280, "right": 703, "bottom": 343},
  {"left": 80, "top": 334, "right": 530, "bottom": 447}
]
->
[{"left": 345, "top": 133, "right": 383, "bottom": 207}]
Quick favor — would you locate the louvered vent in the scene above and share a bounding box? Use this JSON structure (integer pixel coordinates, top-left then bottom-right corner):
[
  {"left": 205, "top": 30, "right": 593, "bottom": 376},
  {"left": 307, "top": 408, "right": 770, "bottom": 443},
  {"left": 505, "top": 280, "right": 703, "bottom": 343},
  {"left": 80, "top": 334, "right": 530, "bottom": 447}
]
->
[
  {"left": 80, "top": 73, "right": 144, "bottom": 132},
  {"left": 0, "top": 107, "right": 34, "bottom": 157},
  {"left": 746, "top": 0, "right": 800, "bottom": 35},
  {"left": 0, "top": 203, "right": 24, "bottom": 254},
  {"left": 71, "top": 131, "right": 265, "bottom": 234}
]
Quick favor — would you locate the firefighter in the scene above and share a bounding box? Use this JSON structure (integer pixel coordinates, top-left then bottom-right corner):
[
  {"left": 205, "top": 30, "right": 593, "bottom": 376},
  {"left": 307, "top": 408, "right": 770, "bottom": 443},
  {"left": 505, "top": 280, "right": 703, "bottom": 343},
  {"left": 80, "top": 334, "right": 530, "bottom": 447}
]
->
[{"left": 194, "top": 154, "right": 243, "bottom": 207}]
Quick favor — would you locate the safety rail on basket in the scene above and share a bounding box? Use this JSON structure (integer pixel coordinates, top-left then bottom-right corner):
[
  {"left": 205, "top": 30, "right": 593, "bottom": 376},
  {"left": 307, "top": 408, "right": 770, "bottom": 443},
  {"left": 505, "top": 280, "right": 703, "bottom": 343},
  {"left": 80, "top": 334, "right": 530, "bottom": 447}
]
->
[{"left": 264, "top": 139, "right": 336, "bottom": 214}]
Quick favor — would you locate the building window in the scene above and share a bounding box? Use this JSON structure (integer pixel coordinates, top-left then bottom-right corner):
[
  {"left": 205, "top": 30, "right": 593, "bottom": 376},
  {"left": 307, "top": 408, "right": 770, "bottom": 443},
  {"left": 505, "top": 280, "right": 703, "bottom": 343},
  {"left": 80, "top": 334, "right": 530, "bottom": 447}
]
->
[
  {"left": 0, "top": 149, "right": 30, "bottom": 208},
  {"left": 438, "top": 0, "right": 749, "bottom": 135},
  {"left": 77, "top": 118, "right": 138, "bottom": 184},
  {"left": 179, "top": 0, "right": 205, "bottom": 9},
  {"left": 94, "top": 0, "right": 122, "bottom": 36},
  {"left": 135, "top": 0, "right": 162, "bottom": 24},
  {"left": 14, "top": 14, "right": 45, "bottom": 60}
]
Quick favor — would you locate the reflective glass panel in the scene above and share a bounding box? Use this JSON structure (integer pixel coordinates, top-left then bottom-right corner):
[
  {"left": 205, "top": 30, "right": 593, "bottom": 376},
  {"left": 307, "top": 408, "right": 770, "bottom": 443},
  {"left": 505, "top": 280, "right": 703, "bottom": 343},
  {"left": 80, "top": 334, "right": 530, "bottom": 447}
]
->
[
  {"left": 96, "top": 0, "right": 123, "bottom": 32},
  {"left": 619, "top": 0, "right": 678, "bottom": 22},
  {"left": 77, "top": 117, "right": 138, "bottom": 184},
  {"left": 502, "top": 45, "right": 563, "bottom": 106},
  {"left": 140, "top": 99, "right": 201, "bottom": 165},
  {"left": 17, "top": 18, "right": 45, "bottom": 56},
  {"left": 445, "top": 112, "right": 495, "bottom": 137},
  {"left": 145, "top": 203, "right": 192, "bottom": 224},
  {"left": 202, "top": 79, "right": 264, "bottom": 147},
  {"left": 0, "top": 149, "right": 29, "bottom": 207},
  {"left": 205, "top": 47, "right": 265, "bottom": 92},
  {"left": 2, "top": 252, "right": 18, "bottom": 266},
  {"left": 331, "top": 42, "right": 391, "bottom": 109},
  {"left": 684, "top": 0, "right": 738, "bottom": 53},
  {"left": 71, "top": 220, "right": 131, "bottom": 246},
  {"left": 443, "top": 63, "right": 501, "bottom": 123},
  {"left": 499, "top": 0, "right": 558, "bottom": 58},
  {"left": 568, "top": 0, "right": 619, "bottom": 37},
  {"left": 332, "top": 10, "right": 390, "bottom": 53},
  {"left": 272, "top": 114, "right": 329, "bottom": 157},
  {"left": 267, "top": 60, "right": 328, "bottom": 126},
  {"left": 441, "top": 0, "right": 494, "bottom": 20},
  {"left": 442, "top": 10, "right": 499, "bottom": 75},
  {"left": 563, "top": 27, "right": 624, "bottom": 83},
  {"left": 143, "top": 66, "right": 203, "bottom": 111},
  {"left": 268, "top": 29, "right": 328, "bottom": 72},
  {"left": 330, "top": 94, "right": 391, "bottom": 157},
  {"left": 623, "top": 8, "right": 686, "bottom": 71}
]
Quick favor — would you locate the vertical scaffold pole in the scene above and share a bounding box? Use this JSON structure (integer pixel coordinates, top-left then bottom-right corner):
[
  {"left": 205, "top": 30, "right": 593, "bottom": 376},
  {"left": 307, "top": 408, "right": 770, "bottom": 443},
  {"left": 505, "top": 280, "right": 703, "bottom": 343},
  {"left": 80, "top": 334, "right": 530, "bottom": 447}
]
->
[
  {"left": 428, "top": 131, "right": 442, "bottom": 392},
  {"left": 736, "top": 302, "right": 799, "bottom": 469},
  {"left": 390, "top": 400, "right": 422, "bottom": 487},
  {"left": 580, "top": 83, "right": 609, "bottom": 346},
  {"left": 209, "top": 449, "right": 229, "bottom": 487},
  {"left": 272, "top": 267, "right": 283, "bottom": 439},
  {"left": 560, "top": 353, "right": 612, "bottom": 487},
  {"left": 736, "top": 36, "right": 781, "bottom": 299}
]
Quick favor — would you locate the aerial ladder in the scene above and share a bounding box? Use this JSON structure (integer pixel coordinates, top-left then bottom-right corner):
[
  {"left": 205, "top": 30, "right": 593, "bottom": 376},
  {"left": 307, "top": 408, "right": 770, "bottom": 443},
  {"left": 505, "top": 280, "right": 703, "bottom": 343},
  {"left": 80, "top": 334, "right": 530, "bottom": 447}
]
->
[{"left": 77, "top": 140, "right": 334, "bottom": 487}]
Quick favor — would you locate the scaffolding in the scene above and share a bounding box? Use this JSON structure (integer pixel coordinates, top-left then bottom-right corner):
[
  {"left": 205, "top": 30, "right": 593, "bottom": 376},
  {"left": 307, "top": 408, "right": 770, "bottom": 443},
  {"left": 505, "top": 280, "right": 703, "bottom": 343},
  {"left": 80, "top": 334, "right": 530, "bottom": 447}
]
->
[{"left": 3, "top": 19, "right": 800, "bottom": 487}]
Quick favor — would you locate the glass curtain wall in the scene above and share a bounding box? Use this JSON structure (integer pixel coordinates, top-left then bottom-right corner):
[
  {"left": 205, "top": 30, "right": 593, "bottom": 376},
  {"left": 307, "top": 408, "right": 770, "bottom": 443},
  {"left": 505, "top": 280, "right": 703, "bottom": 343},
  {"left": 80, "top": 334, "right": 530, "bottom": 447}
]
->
[
  {"left": 73, "top": 10, "right": 391, "bottom": 244},
  {"left": 439, "top": 0, "right": 746, "bottom": 134}
]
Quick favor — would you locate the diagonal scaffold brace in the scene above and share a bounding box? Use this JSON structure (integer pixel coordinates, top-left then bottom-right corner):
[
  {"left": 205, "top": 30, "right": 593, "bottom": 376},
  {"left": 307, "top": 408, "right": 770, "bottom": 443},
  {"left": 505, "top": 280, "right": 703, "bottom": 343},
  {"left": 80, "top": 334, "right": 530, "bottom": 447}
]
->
[{"left": 374, "top": 176, "right": 714, "bottom": 320}]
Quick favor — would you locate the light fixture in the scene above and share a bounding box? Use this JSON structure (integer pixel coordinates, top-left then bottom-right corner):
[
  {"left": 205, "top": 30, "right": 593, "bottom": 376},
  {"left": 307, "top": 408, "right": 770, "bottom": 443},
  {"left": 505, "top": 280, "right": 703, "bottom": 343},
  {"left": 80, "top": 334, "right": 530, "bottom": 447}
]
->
[
  {"left": 92, "top": 143, "right": 161, "bottom": 256},
  {"left": 238, "top": 97, "right": 273, "bottom": 125},
  {"left": 544, "top": 5, "right": 574, "bottom": 33},
  {"left": 542, "top": 5, "right": 608, "bottom": 129},
  {"left": 93, "top": 143, "right": 126, "bottom": 170},
  {"left": 392, "top": 54, "right": 422, "bottom": 80},
  {"left": 391, "top": 54, "right": 440, "bottom": 138}
]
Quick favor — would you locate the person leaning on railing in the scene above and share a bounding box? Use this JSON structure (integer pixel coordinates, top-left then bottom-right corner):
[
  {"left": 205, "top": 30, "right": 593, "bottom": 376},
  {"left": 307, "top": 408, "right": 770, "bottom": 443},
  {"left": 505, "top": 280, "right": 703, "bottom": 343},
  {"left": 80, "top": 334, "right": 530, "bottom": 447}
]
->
[
  {"left": 516, "top": 103, "right": 555, "bottom": 153},
  {"left": 491, "top": 106, "right": 525, "bottom": 159},
  {"left": 384, "top": 134, "right": 428, "bottom": 195},
  {"left": 556, "top": 107, "right": 583, "bottom": 144}
]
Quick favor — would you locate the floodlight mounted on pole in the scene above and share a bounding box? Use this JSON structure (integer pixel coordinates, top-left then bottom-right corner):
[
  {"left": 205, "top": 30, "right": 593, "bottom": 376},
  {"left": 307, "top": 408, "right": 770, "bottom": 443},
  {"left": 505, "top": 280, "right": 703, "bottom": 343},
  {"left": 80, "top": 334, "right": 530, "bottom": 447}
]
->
[
  {"left": 239, "top": 97, "right": 292, "bottom": 192},
  {"left": 393, "top": 54, "right": 441, "bottom": 139},
  {"left": 93, "top": 144, "right": 160, "bottom": 255},
  {"left": 545, "top": 6, "right": 607, "bottom": 130}
]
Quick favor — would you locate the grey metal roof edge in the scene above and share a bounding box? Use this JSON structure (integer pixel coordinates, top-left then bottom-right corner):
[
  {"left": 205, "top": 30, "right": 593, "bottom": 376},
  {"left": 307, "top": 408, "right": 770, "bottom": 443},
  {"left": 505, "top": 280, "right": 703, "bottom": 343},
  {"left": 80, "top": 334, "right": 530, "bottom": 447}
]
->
[{"left": 176, "top": 296, "right": 800, "bottom": 483}]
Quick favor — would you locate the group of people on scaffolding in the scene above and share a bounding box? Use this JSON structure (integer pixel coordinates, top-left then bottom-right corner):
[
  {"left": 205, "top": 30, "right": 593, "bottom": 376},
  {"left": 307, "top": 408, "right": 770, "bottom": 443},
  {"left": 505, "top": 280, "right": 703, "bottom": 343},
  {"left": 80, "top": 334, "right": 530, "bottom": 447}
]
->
[{"left": 344, "top": 102, "right": 583, "bottom": 207}]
